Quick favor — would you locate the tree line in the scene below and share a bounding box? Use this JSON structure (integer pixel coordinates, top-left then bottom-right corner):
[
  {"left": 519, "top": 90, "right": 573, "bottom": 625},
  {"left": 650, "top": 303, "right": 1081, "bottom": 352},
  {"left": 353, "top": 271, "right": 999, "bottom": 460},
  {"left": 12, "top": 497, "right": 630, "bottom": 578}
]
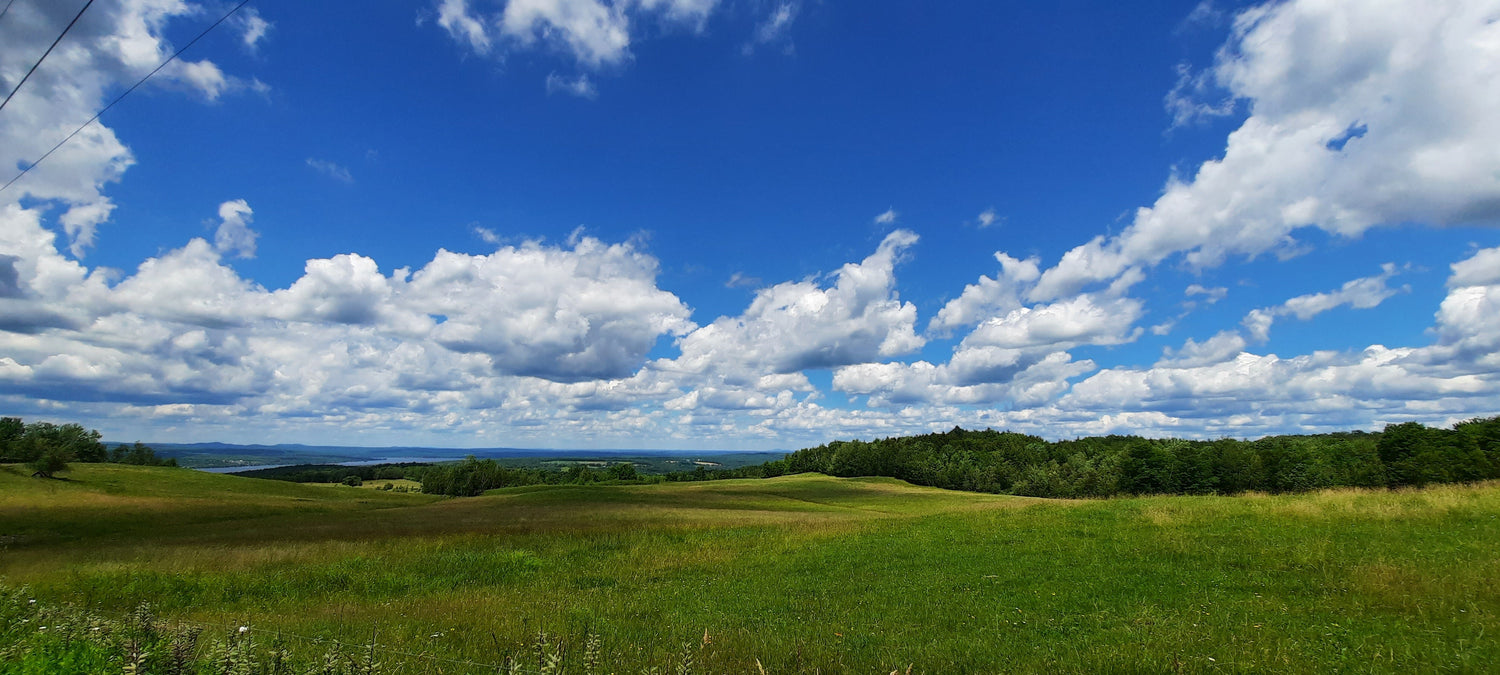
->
[
  {"left": 378, "top": 417, "right": 1500, "bottom": 498},
  {"left": 240, "top": 456, "right": 786, "bottom": 496},
  {"left": 414, "top": 456, "right": 802, "bottom": 496},
  {"left": 11, "top": 413, "right": 1496, "bottom": 498},
  {"left": 0, "top": 417, "right": 176, "bottom": 478},
  {"left": 234, "top": 463, "right": 430, "bottom": 484},
  {"left": 777, "top": 417, "right": 1500, "bottom": 498},
  {"left": 418, "top": 457, "right": 650, "bottom": 496}
]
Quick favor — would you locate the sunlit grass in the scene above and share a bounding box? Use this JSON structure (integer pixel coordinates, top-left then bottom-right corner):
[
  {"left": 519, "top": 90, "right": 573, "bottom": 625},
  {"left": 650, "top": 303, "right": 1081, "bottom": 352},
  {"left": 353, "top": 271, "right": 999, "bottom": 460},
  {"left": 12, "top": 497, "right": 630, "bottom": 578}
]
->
[
  {"left": 307, "top": 478, "right": 424, "bottom": 491},
  {"left": 3, "top": 464, "right": 1497, "bottom": 672}
]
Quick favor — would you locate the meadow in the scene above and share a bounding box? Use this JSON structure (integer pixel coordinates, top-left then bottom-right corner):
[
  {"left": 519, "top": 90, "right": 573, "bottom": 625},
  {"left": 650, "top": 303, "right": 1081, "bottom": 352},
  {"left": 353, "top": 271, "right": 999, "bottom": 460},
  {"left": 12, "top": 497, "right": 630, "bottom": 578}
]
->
[{"left": 2, "top": 463, "right": 1497, "bottom": 673}]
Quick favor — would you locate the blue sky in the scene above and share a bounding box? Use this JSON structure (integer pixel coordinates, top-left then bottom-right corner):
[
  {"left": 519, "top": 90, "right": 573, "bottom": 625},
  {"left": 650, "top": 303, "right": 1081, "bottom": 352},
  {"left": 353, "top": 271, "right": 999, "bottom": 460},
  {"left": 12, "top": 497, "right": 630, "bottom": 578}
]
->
[{"left": 2, "top": 0, "right": 1499, "bottom": 449}]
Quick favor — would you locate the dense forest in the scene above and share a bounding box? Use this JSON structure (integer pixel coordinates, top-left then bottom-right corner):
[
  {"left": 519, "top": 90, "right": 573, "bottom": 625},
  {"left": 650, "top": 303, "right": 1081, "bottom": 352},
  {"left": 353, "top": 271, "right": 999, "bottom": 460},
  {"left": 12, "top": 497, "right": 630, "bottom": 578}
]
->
[
  {"left": 0, "top": 417, "right": 175, "bottom": 477},
  {"left": 778, "top": 417, "right": 1500, "bottom": 498},
  {"left": 234, "top": 463, "right": 431, "bottom": 484},
  {"left": 414, "top": 417, "right": 1500, "bottom": 498},
  {"left": 417, "top": 456, "right": 718, "bottom": 496}
]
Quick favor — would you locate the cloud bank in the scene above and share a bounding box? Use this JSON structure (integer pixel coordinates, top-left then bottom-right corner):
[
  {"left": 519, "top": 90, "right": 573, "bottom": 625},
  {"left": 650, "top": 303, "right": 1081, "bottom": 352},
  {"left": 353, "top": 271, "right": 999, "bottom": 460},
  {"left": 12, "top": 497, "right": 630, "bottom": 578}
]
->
[{"left": 3, "top": 0, "right": 1500, "bottom": 447}]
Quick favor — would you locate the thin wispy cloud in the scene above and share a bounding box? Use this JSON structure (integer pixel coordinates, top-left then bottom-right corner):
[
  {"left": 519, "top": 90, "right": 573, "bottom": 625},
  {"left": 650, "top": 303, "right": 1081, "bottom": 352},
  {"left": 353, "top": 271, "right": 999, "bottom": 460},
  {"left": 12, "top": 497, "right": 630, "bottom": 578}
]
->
[
  {"left": 1184, "top": 284, "right": 1227, "bottom": 304},
  {"left": 472, "top": 225, "right": 502, "bottom": 245},
  {"left": 546, "top": 72, "right": 598, "bottom": 99},
  {"left": 726, "top": 272, "right": 762, "bottom": 288},
  {"left": 306, "top": 158, "right": 353, "bottom": 184},
  {"left": 237, "top": 9, "right": 271, "bottom": 51},
  {"left": 744, "top": 1, "right": 799, "bottom": 54}
]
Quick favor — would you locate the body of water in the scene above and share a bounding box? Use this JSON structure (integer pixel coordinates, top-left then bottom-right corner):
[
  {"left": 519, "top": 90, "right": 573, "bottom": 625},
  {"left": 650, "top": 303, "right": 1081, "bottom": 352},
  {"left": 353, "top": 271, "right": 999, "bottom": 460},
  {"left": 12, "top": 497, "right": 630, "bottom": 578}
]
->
[{"left": 198, "top": 464, "right": 291, "bottom": 473}]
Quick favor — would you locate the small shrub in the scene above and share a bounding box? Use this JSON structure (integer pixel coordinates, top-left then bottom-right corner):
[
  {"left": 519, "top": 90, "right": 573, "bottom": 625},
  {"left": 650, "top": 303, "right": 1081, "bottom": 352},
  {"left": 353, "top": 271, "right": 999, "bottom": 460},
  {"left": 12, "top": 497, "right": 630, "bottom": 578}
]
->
[{"left": 26, "top": 444, "right": 71, "bottom": 479}]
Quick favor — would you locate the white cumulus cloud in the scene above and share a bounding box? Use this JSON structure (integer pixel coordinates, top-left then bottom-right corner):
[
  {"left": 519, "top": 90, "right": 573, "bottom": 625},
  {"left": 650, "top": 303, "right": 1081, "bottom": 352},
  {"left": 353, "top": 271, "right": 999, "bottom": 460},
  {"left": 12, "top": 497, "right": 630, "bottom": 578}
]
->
[
  {"left": 1031, "top": 0, "right": 1500, "bottom": 301},
  {"left": 962, "top": 293, "right": 1144, "bottom": 351},
  {"left": 410, "top": 237, "right": 695, "bottom": 381},
  {"left": 435, "top": 0, "right": 720, "bottom": 70},
  {"left": 0, "top": 1, "right": 254, "bottom": 257},
  {"left": 668, "top": 230, "right": 924, "bottom": 378},
  {"left": 929, "top": 252, "right": 1042, "bottom": 335}
]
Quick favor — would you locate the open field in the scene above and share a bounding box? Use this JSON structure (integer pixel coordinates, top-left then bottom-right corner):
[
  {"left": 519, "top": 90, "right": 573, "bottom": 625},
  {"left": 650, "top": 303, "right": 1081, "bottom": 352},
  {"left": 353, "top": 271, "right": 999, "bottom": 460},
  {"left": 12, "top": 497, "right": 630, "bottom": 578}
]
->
[
  {"left": 2, "top": 463, "right": 1498, "bottom": 673},
  {"left": 307, "top": 479, "right": 424, "bottom": 492}
]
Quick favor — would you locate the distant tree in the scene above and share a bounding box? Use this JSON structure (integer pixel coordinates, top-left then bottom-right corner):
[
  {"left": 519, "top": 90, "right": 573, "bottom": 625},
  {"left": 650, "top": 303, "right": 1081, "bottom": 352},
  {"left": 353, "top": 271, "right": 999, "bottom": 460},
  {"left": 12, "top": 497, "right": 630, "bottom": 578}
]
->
[
  {"left": 342, "top": 475, "right": 363, "bottom": 487},
  {"left": 11, "top": 423, "right": 53, "bottom": 462},
  {"left": 1212, "top": 440, "right": 1264, "bottom": 493},
  {"left": 60, "top": 424, "right": 107, "bottom": 463},
  {"left": 0, "top": 417, "right": 22, "bottom": 458},
  {"left": 1435, "top": 429, "right": 1491, "bottom": 483},
  {"left": 1380, "top": 422, "right": 1433, "bottom": 487},
  {"left": 1171, "top": 442, "right": 1219, "bottom": 495},
  {"left": 104, "top": 441, "right": 177, "bottom": 466},
  {"left": 16, "top": 422, "right": 104, "bottom": 463},
  {"left": 1322, "top": 438, "right": 1386, "bottom": 487},
  {"left": 1011, "top": 460, "right": 1065, "bottom": 498},
  {"left": 1118, "top": 438, "right": 1178, "bottom": 494},
  {"left": 565, "top": 464, "right": 600, "bottom": 484},
  {"left": 1455, "top": 416, "right": 1500, "bottom": 479},
  {"left": 27, "top": 442, "right": 71, "bottom": 478},
  {"left": 607, "top": 462, "right": 639, "bottom": 481}
]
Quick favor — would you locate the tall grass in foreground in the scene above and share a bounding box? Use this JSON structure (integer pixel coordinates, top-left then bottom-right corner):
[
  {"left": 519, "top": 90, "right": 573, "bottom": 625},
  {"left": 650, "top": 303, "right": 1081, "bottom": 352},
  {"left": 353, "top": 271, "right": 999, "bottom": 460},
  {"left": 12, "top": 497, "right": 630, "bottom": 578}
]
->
[{"left": 0, "top": 586, "right": 720, "bottom": 675}]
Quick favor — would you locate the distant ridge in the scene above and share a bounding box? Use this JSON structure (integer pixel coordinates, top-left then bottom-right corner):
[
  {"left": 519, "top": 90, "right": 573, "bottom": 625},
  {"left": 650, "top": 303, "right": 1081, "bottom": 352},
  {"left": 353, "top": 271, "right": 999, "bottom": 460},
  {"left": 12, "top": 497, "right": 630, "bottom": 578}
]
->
[
  {"left": 105, "top": 440, "right": 786, "bottom": 470},
  {"left": 115, "top": 441, "right": 781, "bottom": 457}
]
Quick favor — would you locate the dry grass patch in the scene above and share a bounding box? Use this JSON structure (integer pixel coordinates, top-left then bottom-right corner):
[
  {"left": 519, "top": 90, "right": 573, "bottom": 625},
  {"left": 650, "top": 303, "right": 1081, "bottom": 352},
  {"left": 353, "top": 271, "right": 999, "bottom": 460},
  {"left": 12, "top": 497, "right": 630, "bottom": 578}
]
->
[{"left": 1260, "top": 480, "right": 1500, "bottom": 520}]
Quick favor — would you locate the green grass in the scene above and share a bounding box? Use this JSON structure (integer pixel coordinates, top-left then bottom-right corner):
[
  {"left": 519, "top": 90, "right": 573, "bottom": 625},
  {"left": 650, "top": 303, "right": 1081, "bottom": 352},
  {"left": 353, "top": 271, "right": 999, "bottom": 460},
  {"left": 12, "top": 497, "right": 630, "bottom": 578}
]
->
[
  {"left": 2, "top": 463, "right": 1497, "bottom": 673},
  {"left": 308, "top": 479, "right": 424, "bottom": 491}
]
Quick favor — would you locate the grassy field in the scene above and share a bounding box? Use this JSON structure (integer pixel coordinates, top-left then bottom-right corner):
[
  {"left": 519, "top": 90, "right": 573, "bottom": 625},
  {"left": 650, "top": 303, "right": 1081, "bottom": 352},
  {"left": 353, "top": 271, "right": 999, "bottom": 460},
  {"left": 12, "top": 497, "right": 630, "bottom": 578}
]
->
[
  {"left": 308, "top": 478, "right": 424, "bottom": 492},
  {"left": 2, "top": 463, "right": 1498, "bottom": 673}
]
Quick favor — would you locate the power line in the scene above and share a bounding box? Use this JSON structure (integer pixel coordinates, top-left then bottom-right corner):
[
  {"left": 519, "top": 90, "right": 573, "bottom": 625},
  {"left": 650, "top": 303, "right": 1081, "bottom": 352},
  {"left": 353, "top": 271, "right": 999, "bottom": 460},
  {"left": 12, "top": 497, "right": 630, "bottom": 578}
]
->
[
  {"left": 0, "top": 0, "right": 18, "bottom": 24},
  {"left": 0, "top": 0, "right": 253, "bottom": 197},
  {"left": 0, "top": 0, "right": 97, "bottom": 115}
]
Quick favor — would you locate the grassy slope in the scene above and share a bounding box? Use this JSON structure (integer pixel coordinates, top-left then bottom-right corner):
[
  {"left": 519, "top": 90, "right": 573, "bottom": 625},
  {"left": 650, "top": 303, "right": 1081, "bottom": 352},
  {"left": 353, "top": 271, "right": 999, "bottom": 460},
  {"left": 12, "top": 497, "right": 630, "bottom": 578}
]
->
[{"left": 2, "top": 464, "right": 1497, "bottom": 673}]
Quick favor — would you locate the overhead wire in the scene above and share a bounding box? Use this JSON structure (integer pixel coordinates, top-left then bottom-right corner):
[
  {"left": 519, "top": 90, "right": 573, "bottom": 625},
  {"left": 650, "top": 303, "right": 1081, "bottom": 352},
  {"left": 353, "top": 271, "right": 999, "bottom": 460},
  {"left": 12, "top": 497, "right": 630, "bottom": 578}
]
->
[
  {"left": 0, "top": 0, "right": 97, "bottom": 115},
  {"left": 0, "top": 0, "right": 253, "bottom": 197},
  {"left": 0, "top": 0, "right": 17, "bottom": 24}
]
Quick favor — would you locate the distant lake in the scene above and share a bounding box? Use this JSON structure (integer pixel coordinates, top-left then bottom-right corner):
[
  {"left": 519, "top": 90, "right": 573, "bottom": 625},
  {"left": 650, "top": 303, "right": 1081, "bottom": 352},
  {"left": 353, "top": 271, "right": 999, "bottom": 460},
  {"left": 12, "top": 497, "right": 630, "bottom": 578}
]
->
[{"left": 198, "top": 464, "right": 290, "bottom": 473}]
